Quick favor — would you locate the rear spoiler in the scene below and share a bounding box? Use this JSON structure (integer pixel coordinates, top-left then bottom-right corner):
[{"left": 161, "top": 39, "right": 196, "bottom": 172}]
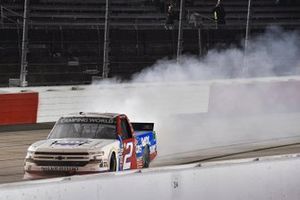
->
[{"left": 131, "top": 123, "right": 154, "bottom": 131}]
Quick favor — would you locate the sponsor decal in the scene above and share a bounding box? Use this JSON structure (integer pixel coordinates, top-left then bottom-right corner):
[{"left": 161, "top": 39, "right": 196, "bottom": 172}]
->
[
  {"left": 135, "top": 145, "right": 142, "bottom": 153},
  {"left": 41, "top": 166, "right": 79, "bottom": 171},
  {"left": 58, "top": 117, "right": 116, "bottom": 125},
  {"left": 150, "top": 145, "right": 156, "bottom": 153},
  {"left": 141, "top": 136, "right": 150, "bottom": 146}
]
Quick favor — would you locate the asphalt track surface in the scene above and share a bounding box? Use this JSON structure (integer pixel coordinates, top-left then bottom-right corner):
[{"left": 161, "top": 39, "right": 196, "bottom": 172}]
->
[{"left": 1, "top": 129, "right": 300, "bottom": 184}]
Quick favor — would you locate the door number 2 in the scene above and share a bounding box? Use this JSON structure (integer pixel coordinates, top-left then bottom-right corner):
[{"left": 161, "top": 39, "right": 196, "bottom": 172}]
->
[{"left": 123, "top": 142, "right": 133, "bottom": 170}]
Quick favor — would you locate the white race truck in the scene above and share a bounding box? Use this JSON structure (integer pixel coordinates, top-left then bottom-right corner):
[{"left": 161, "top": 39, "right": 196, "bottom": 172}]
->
[{"left": 24, "top": 112, "right": 157, "bottom": 179}]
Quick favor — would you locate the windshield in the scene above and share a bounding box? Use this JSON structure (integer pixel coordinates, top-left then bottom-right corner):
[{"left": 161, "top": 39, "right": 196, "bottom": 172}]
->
[{"left": 48, "top": 117, "right": 117, "bottom": 140}]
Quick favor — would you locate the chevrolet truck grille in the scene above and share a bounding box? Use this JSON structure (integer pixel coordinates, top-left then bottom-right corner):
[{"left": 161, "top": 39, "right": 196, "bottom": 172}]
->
[
  {"left": 34, "top": 160, "right": 89, "bottom": 167},
  {"left": 33, "top": 152, "right": 89, "bottom": 160}
]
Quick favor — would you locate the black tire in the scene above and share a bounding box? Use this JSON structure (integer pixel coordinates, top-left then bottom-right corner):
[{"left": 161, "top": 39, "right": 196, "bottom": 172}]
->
[
  {"left": 142, "top": 146, "right": 150, "bottom": 168},
  {"left": 109, "top": 153, "right": 117, "bottom": 172}
]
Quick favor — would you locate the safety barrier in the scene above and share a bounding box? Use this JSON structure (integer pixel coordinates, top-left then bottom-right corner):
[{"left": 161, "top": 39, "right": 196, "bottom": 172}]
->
[
  {"left": 209, "top": 79, "right": 300, "bottom": 115},
  {"left": 1, "top": 76, "right": 300, "bottom": 125},
  {"left": 0, "top": 154, "right": 300, "bottom": 200}
]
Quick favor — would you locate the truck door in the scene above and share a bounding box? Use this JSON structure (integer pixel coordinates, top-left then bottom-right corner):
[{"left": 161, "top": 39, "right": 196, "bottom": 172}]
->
[{"left": 120, "top": 117, "right": 137, "bottom": 170}]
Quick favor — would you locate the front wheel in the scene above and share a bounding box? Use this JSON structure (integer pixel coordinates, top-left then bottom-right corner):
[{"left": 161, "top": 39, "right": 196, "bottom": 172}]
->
[
  {"left": 109, "top": 153, "right": 117, "bottom": 172},
  {"left": 142, "top": 146, "right": 150, "bottom": 168}
]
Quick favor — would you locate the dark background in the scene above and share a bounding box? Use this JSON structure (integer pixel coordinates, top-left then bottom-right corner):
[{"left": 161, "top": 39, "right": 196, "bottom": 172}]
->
[{"left": 1, "top": 0, "right": 300, "bottom": 86}]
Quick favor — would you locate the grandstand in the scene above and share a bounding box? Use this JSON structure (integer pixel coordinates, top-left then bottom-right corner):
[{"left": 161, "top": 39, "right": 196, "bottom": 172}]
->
[{"left": 0, "top": 0, "right": 300, "bottom": 86}]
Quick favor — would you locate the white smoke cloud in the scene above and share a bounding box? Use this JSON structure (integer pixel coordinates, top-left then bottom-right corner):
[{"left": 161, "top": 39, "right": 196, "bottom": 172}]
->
[
  {"left": 87, "top": 26, "right": 300, "bottom": 162},
  {"left": 132, "top": 26, "right": 300, "bottom": 82}
]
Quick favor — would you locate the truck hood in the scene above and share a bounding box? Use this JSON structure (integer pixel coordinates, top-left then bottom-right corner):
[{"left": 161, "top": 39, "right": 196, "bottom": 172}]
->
[{"left": 30, "top": 138, "right": 117, "bottom": 153}]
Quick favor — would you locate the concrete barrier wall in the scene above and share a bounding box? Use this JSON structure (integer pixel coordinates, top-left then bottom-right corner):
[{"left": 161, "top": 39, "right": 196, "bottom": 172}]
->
[
  {"left": 1, "top": 76, "right": 300, "bottom": 125},
  {"left": 209, "top": 80, "right": 300, "bottom": 115},
  {"left": 1, "top": 155, "right": 300, "bottom": 200},
  {"left": 36, "top": 82, "right": 210, "bottom": 122}
]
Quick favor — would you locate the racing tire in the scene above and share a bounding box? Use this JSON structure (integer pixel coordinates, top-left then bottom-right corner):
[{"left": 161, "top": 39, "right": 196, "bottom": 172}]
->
[
  {"left": 109, "top": 153, "right": 117, "bottom": 172},
  {"left": 142, "top": 146, "right": 150, "bottom": 168}
]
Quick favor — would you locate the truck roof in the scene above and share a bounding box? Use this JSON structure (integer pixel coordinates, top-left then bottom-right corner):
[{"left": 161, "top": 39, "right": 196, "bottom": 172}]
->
[{"left": 63, "top": 112, "right": 122, "bottom": 119}]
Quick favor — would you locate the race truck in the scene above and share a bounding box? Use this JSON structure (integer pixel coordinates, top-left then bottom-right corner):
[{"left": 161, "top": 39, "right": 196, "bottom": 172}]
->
[{"left": 24, "top": 112, "right": 157, "bottom": 179}]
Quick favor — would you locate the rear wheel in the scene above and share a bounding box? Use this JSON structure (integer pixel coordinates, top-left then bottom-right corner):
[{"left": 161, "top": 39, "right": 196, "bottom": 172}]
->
[
  {"left": 109, "top": 153, "right": 117, "bottom": 172},
  {"left": 142, "top": 146, "right": 150, "bottom": 168}
]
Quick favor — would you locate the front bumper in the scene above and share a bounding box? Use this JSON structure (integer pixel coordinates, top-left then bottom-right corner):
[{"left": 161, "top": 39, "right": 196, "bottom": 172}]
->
[{"left": 24, "top": 160, "right": 109, "bottom": 180}]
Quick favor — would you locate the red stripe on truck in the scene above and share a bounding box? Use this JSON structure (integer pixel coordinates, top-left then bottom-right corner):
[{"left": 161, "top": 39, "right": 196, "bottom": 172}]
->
[{"left": 0, "top": 92, "right": 38, "bottom": 125}]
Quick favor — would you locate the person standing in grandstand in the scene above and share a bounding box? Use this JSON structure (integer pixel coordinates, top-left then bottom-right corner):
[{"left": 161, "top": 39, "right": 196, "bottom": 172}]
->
[
  {"left": 165, "top": 3, "right": 175, "bottom": 30},
  {"left": 212, "top": 0, "right": 226, "bottom": 28}
]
